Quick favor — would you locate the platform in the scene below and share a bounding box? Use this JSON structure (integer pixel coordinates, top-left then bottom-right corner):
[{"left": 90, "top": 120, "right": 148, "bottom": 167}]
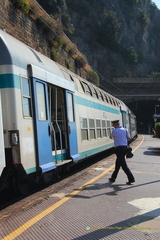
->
[{"left": 0, "top": 134, "right": 160, "bottom": 240}]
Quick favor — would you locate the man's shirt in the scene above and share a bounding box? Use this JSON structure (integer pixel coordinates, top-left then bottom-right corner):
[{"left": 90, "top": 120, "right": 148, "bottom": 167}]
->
[{"left": 111, "top": 126, "right": 130, "bottom": 147}]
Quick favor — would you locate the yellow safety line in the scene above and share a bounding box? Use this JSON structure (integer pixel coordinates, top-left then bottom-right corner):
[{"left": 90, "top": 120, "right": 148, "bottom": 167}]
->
[
  {"left": 132, "top": 134, "right": 144, "bottom": 153},
  {"left": 1, "top": 135, "right": 144, "bottom": 240},
  {"left": 133, "top": 171, "right": 160, "bottom": 175}
]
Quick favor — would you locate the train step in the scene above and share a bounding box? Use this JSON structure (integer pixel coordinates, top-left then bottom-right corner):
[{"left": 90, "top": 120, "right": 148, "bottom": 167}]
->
[{"left": 55, "top": 159, "right": 73, "bottom": 167}]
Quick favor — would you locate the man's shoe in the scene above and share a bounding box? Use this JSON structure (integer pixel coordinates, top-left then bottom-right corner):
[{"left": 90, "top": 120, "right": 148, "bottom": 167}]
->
[
  {"left": 109, "top": 178, "right": 115, "bottom": 183},
  {"left": 126, "top": 180, "right": 135, "bottom": 185}
]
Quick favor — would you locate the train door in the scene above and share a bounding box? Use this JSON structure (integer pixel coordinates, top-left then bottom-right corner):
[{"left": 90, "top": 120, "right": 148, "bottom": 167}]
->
[
  {"left": 32, "top": 78, "right": 55, "bottom": 173},
  {"left": 0, "top": 90, "right": 5, "bottom": 175},
  {"left": 48, "top": 85, "right": 70, "bottom": 164},
  {"left": 65, "top": 91, "right": 79, "bottom": 161}
]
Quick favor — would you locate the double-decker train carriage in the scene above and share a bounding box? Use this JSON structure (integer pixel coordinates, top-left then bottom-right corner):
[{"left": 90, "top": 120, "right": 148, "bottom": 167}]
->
[{"left": 0, "top": 30, "right": 137, "bottom": 193}]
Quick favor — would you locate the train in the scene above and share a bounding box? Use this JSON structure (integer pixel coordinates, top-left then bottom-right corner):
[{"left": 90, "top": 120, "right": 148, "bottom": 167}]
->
[{"left": 0, "top": 30, "right": 137, "bottom": 194}]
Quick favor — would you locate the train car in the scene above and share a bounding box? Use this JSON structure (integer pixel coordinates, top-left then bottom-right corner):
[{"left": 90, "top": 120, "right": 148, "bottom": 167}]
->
[{"left": 0, "top": 30, "right": 137, "bottom": 193}]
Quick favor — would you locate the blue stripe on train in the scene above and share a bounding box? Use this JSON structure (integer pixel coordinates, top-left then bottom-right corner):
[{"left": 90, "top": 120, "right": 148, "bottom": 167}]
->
[
  {"left": 74, "top": 95, "right": 120, "bottom": 114},
  {"left": 77, "top": 142, "right": 114, "bottom": 161},
  {"left": 0, "top": 73, "right": 20, "bottom": 88}
]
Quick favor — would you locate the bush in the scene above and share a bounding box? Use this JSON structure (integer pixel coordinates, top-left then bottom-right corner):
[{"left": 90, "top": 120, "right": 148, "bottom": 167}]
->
[
  {"left": 12, "top": 0, "right": 31, "bottom": 14},
  {"left": 68, "top": 47, "right": 76, "bottom": 55},
  {"left": 121, "top": 46, "right": 139, "bottom": 66},
  {"left": 75, "top": 56, "right": 87, "bottom": 68},
  {"left": 96, "top": 9, "right": 121, "bottom": 50},
  {"left": 50, "top": 48, "right": 60, "bottom": 62},
  {"left": 86, "top": 70, "right": 100, "bottom": 86},
  {"left": 155, "top": 122, "right": 160, "bottom": 138},
  {"left": 138, "top": 10, "right": 150, "bottom": 27},
  {"left": 65, "top": 58, "right": 73, "bottom": 70}
]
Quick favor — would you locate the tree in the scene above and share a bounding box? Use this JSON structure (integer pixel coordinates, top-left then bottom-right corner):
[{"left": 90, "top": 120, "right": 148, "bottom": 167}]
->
[{"left": 96, "top": 9, "right": 121, "bottom": 50}]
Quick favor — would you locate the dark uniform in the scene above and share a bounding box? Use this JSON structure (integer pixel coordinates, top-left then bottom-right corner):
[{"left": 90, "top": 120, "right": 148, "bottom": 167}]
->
[{"left": 109, "top": 120, "right": 135, "bottom": 185}]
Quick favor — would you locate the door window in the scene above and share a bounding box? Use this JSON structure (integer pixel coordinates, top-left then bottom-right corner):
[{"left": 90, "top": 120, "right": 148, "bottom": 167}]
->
[
  {"left": 36, "top": 82, "right": 47, "bottom": 121},
  {"left": 67, "top": 93, "right": 74, "bottom": 122}
]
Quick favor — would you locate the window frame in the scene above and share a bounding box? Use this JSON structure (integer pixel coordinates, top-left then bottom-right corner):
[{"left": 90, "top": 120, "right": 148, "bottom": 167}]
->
[
  {"left": 89, "top": 118, "right": 96, "bottom": 140},
  {"left": 102, "top": 120, "right": 107, "bottom": 138},
  {"left": 21, "top": 77, "right": 32, "bottom": 118},
  {"left": 80, "top": 117, "right": 89, "bottom": 141},
  {"left": 96, "top": 119, "right": 102, "bottom": 138}
]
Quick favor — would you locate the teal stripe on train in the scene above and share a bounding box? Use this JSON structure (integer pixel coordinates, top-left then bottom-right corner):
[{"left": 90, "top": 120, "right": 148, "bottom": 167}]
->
[
  {"left": 52, "top": 153, "right": 68, "bottom": 162},
  {"left": 74, "top": 95, "right": 120, "bottom": 114},
  {"left": 78, "top": 142, "right": 114, "bottom": 161},
  {"left": 0, "top": 74, "right": 20, "bottom": 88}
]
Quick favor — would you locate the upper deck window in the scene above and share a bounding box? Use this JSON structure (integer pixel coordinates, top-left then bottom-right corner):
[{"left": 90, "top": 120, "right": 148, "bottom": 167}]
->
[
  {"left": 90, "top": 85, "right": 98, "bottom": 99},
  {"left": 81, "top": 81, "right": 92, "bottom": 96},
  {"left": 97, "top": 90, "right": 104, "bottom": 101},
  {"left": 62, "top": 70, "right": 72, "bottom": 81}
]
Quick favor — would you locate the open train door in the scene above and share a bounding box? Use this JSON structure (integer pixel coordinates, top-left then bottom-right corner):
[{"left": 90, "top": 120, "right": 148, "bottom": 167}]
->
[
  {"left": 0, "top": 90, "right": 5, "bottom": 175},
  {"left": 32, "top": 78, "right": 56, "bottom": 173},
  {"left": 66, "top": 91, "right": 80, "bottom": 161}
]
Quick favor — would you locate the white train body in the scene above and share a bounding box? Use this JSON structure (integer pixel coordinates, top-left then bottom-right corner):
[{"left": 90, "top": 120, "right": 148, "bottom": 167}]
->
[{"left": 0, "top": 30, "right": 137, "bottom": 191}]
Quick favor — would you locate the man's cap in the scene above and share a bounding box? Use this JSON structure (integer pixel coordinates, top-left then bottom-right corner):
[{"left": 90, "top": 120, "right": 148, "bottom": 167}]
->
[{"left": 111, "top": 120, "right": 120, "bottom": 124}]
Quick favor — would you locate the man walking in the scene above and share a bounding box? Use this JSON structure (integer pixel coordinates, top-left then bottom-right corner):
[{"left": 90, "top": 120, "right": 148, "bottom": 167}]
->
[{"left": 109, "top": 120, "right": 135, "bottom": 185}]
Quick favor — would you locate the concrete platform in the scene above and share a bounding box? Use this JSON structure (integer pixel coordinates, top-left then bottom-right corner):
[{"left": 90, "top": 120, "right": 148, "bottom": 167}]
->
[{"left": 0, "top": 134, "right": 160, "bottom": 240}]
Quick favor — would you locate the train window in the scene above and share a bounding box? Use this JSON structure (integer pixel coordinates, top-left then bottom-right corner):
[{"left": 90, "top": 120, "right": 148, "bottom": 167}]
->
[
  {"left": 62, "top": 70, "right": 72, "bottom": 81},
  {"left": 102, "top": 120, "right": 107, "bottom": 137},
  {"left": 108, "top": 96, "right": 113, "bottom": 105},
  {"left": 102, "top": 92, "right": 107, "bottom": 102},
  {"left": 96, "top": 119, "right": 102, "bottom": 138},
  {"left": 90, "top": 86, "right": 98, "bottom": 99},
  {"left": 107, "top": 120, "right": 111, "bottom": 136},
  {"left": 105, "top": 95, "right": 109, "bottom": 103},
  {"left": 67, "top": 93, "right": 75, "bottom": 122},
  {"left": 21, "top": 77, "right": 32, "bottom": 118},
  {"left": 111, "top": 98, "right": 115, "bottom": 106},
  {"left": 81, "top": 82, "right": 92, "bottom": 96},
  {"left": 89, "top": 119, "right": 96, "bottom": 139},
  {"left": 36, "top": 82, "right": 47, "bottom": 121},
  {"left": 80, "top": 118, "right": 88, "bottom": 141},
  {"left": 97, "top": 90, "right": 104, "bottom": 101}
]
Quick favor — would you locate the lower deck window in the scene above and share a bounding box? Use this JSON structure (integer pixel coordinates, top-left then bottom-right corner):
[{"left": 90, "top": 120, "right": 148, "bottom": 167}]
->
[
  {"left": 107, "top": 120, "right": 111, "bottom": 136},
  {"left": 80, "top": 118, "right": 88, "bottom": 141},
  {"left": 102, "top": 120, "right": 107, "bottom": 137},
  {"left": 96, "top": 119, "right": 102, "bottom": 138},
  {"left": 89, "top": 119, "right": 96, "bottom": 139}
]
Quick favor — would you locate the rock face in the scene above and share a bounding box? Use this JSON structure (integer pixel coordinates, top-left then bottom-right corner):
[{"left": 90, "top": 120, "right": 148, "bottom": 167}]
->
[{"left": 63, "top": 0, "right": 160, "bottom": 81}]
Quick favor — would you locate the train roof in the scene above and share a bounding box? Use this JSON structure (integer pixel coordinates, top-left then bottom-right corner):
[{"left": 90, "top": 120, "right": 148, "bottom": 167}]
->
[
  {"left": 0, "top": 30, "right": 130, "bottom": 112},
  {"left": 0, "top": 30, "right": 65, "bottom": 77},
  {"left": 0, "top": 30, "right": 75, "bottom": 91}
]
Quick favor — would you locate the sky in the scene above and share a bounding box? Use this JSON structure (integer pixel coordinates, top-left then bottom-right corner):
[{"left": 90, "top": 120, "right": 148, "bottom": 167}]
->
[{"left": 152, "top": 0, "right": 160, "bottom": 9}]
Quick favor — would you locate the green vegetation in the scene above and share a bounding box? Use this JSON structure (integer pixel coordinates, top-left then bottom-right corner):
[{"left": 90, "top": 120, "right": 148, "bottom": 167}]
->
[
  {"left": 67, "top": 47, "right": 76, "bottom": 55},
  {"left": 12, "top": 0, "right": 31, "bottom": 14},
  {"left": 155, "top": 122, "right": 160, "bottom": 138},
  {"left": 50, "top": 48, "right": 60, "bottom": 62},
  {"left": 66, "top": 0, "right": 91, "bottom": 16},
  {"left": 75, "top": 56, "right": 87, "bottom": 69},
  {"left": 150, "top": 72, "right": 160, "bottom": 77},
  {"left": 138, "top": 9, "right": 150, "bottom": 28},
  {"left": 37, "top": 0, "right": 74, "bottom": 34},
  {"left": 96, "top": 9, "right": 121, "bottom": 50},
  {"left": 65, "top": 58, "right": 73, "bottom": 70},
  {"left": 121, "top": 47, "right": 140, "bottom": 66},
  {"left": 86, "top": 70, "right": 100, "bottom": 86}
]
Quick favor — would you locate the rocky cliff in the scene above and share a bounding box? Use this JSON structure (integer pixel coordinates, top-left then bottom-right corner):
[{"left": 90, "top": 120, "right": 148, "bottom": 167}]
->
[{"left": 37, "top": 0, "right": 160, "bottom": 83}]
